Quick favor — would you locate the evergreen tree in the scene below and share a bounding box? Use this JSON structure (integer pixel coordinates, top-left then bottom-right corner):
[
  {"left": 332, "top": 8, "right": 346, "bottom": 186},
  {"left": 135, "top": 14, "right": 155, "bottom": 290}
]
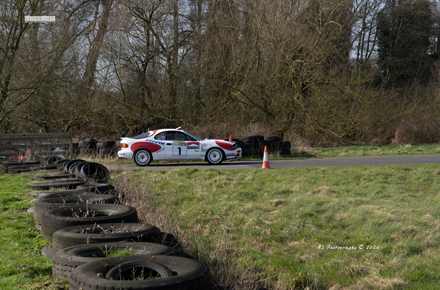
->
[{"left": 377, "top": 0, "right": 433, "bottom": 87}]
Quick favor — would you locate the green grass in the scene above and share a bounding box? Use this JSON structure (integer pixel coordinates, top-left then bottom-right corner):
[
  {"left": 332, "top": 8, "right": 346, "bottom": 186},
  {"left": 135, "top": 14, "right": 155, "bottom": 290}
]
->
[
  {"left": 312, "top": 143, "right": 440, "bottom": 158},
  {"left": 113, "top": 165, "right": 440, "bottom": 289},
  {"left": 0, "top": 174, "right": 67, "bottom": 289}
]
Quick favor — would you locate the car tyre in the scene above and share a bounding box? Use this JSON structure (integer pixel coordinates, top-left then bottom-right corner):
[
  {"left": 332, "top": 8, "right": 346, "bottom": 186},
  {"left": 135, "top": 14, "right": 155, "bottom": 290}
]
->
[
  {"left": 69, "top": 255, "right": 211, "bottom": 290},
  {"left": 206, "top": 148, "right": 224, "bottom": 165},
  {"left": 134, "top": 149, "right": 152, "bottom": 166},
  {"left": 51, "top": 242, "right": 174, "bottom": 280}
]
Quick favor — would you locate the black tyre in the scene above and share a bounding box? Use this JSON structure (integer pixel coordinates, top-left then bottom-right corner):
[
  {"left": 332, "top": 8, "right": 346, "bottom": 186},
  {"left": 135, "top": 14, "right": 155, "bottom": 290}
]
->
[
  {"left": 54, "top": 159, "right": 70, "bottom": 170},
  {"left": 69, "top": 255, "right": 211, "bottom": 290},
  {"left": 264, "top": 136, "right": 282, "bottom": 144},
  {"left": 52, "top": 242, "right": 174, "bottom": 280},
  {"left": 44, "top": 156, "right": 64, "bottom": 166},
  {"left": 33, "top": 174, "right": 74, "bottom": 180},
  {"left": 52, "top": 223, "right": 162, "bottom": 252},
  {"left": 78, "top": 162, "right": 110, "bottom": 182},
  {"left": 206, "top": 148, "right": 224, "bottom": 165},
  {"left": 63, "top": 159, "right": 84, "bottom": 172},
  {"left": 76, "top": 183, "right": 115, "bottom": 194},
  {"left": 42, "top": 243, "right": 54, "bottom": 259},
  {"left": 34, "top": 193, "right": 117, "bottom": 225},
  {"left": 28, "top": 178, "right": 84, "bottom": 190},
  {"left": 73, "top": 162, "right": 88, "bottom": 178},
  {"left": 69, "top": 161, "right": 88, "bottom": 176},
  {"left": 134, "top": 149, "right": 152, "bottom": 166},
  {"left": 41, "top": 204, "right": 139, "bottom": 241},
  {"left": 240, "top": 135, "right": 264, "bottom": 144},
  {"left": 2, "top": 161, "right": 40, "bottom": 172},
  {"left": 267, "top": 141, "right": 291, "bottom": 155},
  {"left": 36, "top": 190, "right": 94, "bottom": 200},
  {"left": 97, "top": 141, "right": 116, "bottom": 148}
]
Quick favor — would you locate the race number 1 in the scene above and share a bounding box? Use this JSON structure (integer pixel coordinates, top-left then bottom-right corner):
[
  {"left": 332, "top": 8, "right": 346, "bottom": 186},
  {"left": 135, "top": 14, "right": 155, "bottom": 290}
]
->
[{"left": 173, "top": 142, "right": 187, "bottom": 156}]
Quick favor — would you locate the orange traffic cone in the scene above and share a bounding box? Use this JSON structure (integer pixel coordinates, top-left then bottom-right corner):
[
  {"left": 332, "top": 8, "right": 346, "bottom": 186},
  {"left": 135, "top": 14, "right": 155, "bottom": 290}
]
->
[
  {"left": 229, "top": 135, "right": 232, "bottom": 142},
  {"left": 262, "top": 146, "right": 271, "bottom": 169}
]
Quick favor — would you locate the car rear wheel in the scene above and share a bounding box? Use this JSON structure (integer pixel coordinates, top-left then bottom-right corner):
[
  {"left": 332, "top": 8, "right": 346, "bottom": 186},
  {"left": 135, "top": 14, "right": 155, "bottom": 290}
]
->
[
  {"left": 206, "top": 148, "right": 224, "bottom": 165},
  {"left": 134, "top": 149, "right": 152, "bottom": 166}
]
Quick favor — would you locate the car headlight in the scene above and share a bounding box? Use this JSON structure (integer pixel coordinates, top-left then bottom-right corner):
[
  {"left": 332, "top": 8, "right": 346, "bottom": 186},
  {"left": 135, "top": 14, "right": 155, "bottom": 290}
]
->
[{"left": 121, "top": 143, "right": 129, "bottom": 148}]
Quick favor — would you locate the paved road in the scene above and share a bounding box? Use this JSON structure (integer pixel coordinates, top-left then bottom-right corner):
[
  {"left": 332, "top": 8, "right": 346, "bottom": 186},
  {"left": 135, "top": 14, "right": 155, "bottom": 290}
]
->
[{"left": 106, "top": 155, "right": 440, "bottom": 171}]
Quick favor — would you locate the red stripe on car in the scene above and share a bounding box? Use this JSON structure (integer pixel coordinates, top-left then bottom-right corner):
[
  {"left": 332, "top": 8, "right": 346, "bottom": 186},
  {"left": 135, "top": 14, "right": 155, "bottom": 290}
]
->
[
  {"left": 215, "top": 141, "right": 235, "bottom": 151},
  {"left": 131, "top": 142, "right": 162, "bottom": 153}
]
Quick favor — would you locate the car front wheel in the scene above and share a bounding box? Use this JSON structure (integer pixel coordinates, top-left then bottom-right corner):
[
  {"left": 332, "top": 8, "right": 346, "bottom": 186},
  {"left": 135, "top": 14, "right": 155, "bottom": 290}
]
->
[
  {"left": 134, "top": 149, "right": 152, "bottom": 166},
  {"left": 206, "top": 148, "right": 224, "bottom": 165}
]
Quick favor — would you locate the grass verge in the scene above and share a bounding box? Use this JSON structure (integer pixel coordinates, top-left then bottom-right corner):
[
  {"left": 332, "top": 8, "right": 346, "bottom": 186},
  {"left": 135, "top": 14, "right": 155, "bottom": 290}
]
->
[
  {"left": 112, "top": 164, "right": 440, "bottom": 290},
  {"left": 0, "top": 173, "right": 67, "bottom": 290}
]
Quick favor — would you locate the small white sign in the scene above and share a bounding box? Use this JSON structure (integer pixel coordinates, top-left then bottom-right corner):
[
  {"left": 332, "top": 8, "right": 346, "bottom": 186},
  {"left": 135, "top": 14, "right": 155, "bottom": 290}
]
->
[{"left": 25, "top": 16, "right": 55, "bottom": 22}]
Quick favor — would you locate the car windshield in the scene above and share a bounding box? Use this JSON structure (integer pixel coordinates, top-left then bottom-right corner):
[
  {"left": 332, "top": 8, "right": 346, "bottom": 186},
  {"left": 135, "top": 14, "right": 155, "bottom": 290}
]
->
[{"left": 132, "top": 131, "right": 154, "bottom": 139}]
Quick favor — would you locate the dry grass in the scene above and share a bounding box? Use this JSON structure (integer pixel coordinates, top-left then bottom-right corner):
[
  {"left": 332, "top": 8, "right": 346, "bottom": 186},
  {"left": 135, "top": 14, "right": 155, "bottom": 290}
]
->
[{"left": 112, "top": 169, "right": 269, "bottom": 290}]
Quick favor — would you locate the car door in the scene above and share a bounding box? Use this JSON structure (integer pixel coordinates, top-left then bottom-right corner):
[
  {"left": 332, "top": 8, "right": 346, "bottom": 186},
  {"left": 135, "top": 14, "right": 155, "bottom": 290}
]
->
[{"left": 164, "top": 131, "right": 200, "bottom": 160}]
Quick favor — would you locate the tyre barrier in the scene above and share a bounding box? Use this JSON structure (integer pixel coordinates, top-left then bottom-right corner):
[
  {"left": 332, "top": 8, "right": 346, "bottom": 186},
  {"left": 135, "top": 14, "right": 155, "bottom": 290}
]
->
[
  {"left": 41, "top": 204, "right": 139, "bottom": 241},
  {"left": 69, "top": 161, "right": 88, "bottom": 176},
  {"left": 63, "top": 159, "right": 85, "bottom": 173},
  {"left": 33, "top": 193, "right": 118, "bottom": 225},
  {"left": 52, "top": 242, "right": 175, "bottom": 280},
  {"left": 266, "top": 141, "right": 291, "bottom": 155},
  {"left": 43, "top": 156, "right": 64, "bottom": 166},
  {"left": 32, "top": 173, "right": 74, "bottom": 180},
  {"left": 52, "top": 223, "right": 162, "bottom": 252},
  {"left": 76, "top": 183, "right": 115, "bottom": 194},
  {"left": 77, "top": 162, "right": 110, "bottom": 183},
  {"left": 28, "top": 178, "right": 85, "bottom": 190},
  {"left": 15, "top": 158, "right": 212, "bottom": 289},
  {"left": 42, "top": 243, "right": 54, "bottom": 259},
  {"left": 1, "top": 161, "right": 40, "bottom": 173},
  {"left": 239, "top": 135, "right": 291, "bottom": 156},
  {"left": 69, "top": 255, "right": 211, "bottom": 290},
  {"left": 36, "top": 190, "right": 92, "bottom": 199},
  {"left": 54, "top": 159, "right": 70, "bottom": 170}
]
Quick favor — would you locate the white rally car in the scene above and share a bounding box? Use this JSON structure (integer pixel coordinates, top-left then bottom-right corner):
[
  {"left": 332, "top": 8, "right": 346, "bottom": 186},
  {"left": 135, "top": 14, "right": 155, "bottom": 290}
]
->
[{"left": 118, "top": 127, "right": 242, "bottom": 166}]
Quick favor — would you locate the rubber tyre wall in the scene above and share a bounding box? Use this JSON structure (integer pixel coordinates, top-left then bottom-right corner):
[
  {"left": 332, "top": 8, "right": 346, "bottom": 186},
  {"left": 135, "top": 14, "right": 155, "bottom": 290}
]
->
[
  {"left": 52, "top": 242, "right": 174, "bottom": 280},
  {"left": 32, "top": 174, "right": 74, "bottom": 180},
  {"left": 69, "top": 161, "right": 88, "bottom": 175},
  {"left": 29, "top": 179, "right": 84, "bottom": 190},
  {"left": 76, "top": 183, "right": 115, "bottom": 194},
  {"left": 264, "top": 136, "right": 282, "bottom": 144},
  {"left": 78, "top": 162, "right": 110, "bottom": 182},
  {"left": 36, "top": 190, "right": 92, "bottom": 200},
  {"left": 41, "top": 204, "right": 139, "bottom": 241},
  {"left": 52, "top": 223, "right": 161, "bottom": 252},
  {"left": 97, "top": 141, "right": 116, "bottom": 148},
  {"left": 54, "top": 159, "right": 70, "bottom": 170},
  {"left": 69, "top": 255, "right": 211, "bottom": 290},
  {"left": 63, "top": 160, "right": 84, "bottom": 172},
  {"left": 33, "top": 194, "right": 117, "bottom": 225},
  {"left": 267, "top": 141, "right": 291, "bottom": 155},
  {"left": 42, "top": 243, "right": 54, "bottom": 259}
]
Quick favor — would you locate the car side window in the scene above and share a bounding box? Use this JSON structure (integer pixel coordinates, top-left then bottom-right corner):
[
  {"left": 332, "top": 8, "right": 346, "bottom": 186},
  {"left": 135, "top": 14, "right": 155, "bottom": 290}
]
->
[
  {"left": 155, "top": 132, "right": 166, "bottom": 140},
  {"left": 166, "top": 132, "right": 176, "bottom": 140},
  {"left": 183, "top": 133, "right": 196, "bottom": 141}
]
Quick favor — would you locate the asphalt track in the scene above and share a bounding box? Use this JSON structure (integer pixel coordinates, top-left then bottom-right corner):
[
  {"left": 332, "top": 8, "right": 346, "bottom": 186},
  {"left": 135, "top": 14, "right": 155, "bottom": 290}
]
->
[{"left": 106, "top": 155, "right": 440, "bottom": 170}]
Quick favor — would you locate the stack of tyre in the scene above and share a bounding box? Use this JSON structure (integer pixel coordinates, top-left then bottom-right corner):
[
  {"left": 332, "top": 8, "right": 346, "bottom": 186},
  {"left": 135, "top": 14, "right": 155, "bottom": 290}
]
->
[
  {"left": 1, "top": 156, "right": 63, "bottom": 174},
  {"left": 28, "top": 158, "right": 211, "bottom": 289},
  {"left": 78, "top": 138, "right": 120, "bottom": 158},
  {"left": 237, "top": 135, "right": 291, "bottom": 156}
]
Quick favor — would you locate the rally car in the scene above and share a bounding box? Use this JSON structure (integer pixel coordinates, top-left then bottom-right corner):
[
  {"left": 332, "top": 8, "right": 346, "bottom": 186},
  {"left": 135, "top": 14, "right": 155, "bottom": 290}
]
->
[{"left": 118, "top": 127, "right": 242, "bottom": 166}]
